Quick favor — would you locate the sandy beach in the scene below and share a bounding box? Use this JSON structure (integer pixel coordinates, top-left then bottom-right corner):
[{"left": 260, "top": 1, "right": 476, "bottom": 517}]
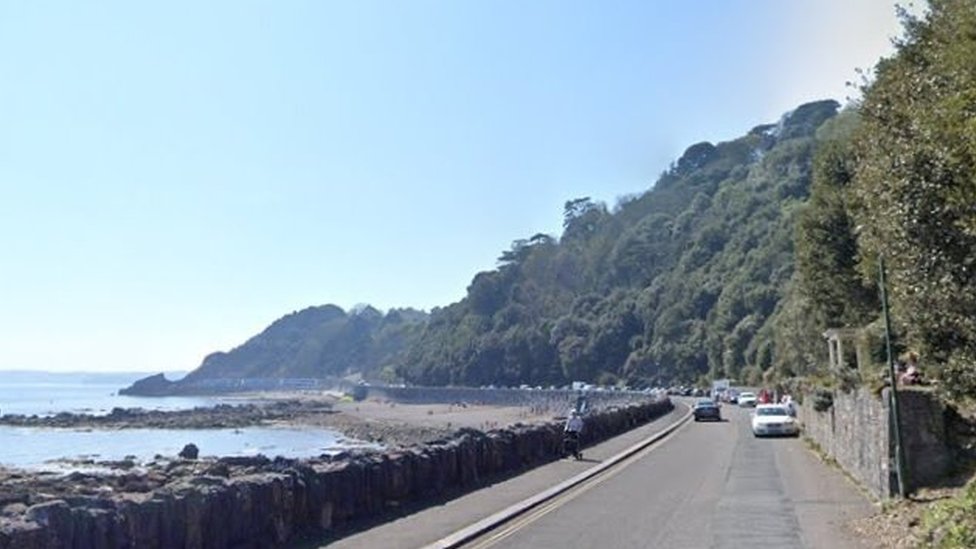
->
[
  {"left": 0, "top": 390, "right": 564, "bottom": 451},
  {"left": 248, "top": 391, "right": 560, "bottom": 448}
]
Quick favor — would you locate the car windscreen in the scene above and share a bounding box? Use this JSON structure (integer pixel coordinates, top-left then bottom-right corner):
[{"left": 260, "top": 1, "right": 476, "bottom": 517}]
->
[
  {"left": 695, "top": 400, "right": 716, "bottom": 407},
  {"left": 756, "top": 407, "right": 788, "bottom": 416}
]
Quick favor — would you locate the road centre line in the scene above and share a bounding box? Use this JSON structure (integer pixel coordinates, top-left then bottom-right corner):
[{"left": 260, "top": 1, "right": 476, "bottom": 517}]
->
[
  {"left": 423, "top": 401, "right": 694, "bottom": 549},
  {"left": 470, "top": 418, "right": 687, "bottom": 549},
  {"left": 468, "top": 417, "right": 693, "bottom": 549}
]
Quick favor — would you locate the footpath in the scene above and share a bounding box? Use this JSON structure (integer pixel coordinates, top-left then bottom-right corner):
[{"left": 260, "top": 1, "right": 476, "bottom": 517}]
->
[{"left": 315, "top": 403, "right": 690, "bottom": 548}]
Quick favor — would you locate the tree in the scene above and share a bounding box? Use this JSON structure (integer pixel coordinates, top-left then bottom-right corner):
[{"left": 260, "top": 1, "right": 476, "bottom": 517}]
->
[
  {"left": 850, "top": 0, "right": 976, "bottom": 397},
  {"left": 563, "top": 197, "right": 596, "bottom": 228},
  {"left": 794, "top": 112, "right": 879, "bottom": 331}
]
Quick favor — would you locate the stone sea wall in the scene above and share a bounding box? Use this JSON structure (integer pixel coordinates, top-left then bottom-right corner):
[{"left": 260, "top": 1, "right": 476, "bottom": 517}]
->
[
  {"left": 121, "top": 375, "right": 653, "bottom": 414},
  {"left": 367, "top": 385, "right": 651, "bottom": 413},
  {"left": 798, "top": 387, "right": 950, "bottom": 499},
  {"left": 0, "top": 399, "right": 673, "bottom": 548}
]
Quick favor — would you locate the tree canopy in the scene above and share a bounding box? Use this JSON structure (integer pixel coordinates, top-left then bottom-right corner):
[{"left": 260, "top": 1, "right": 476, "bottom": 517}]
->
[
  {"left": 175, "top": 2, "right": 976, "bottom": 403},
  {"left": 400, "top": 100, "right": 841, "bottom": 388},
  {"left": 848, "top": 0, "right": 976, "bottom": 399}
]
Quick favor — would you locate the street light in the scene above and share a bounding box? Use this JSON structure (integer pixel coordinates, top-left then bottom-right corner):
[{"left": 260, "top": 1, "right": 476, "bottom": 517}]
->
[{"left": 879, "top": 256, "right": 907, "bottom": 498}]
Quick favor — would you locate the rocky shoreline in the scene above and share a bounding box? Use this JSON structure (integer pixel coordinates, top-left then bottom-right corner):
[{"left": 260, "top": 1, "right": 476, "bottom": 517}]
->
[
  {"left": 0, "top": 400, "right": 327, "bottom": 430},
  {"left": 0, "top": 397, "right": 673, "bottom": 548},
  {"left": 0, "top": 397, "right": 460, "bottom": 450}
]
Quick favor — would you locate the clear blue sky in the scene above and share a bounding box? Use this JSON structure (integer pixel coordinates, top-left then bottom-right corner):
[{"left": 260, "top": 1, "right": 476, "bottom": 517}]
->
[{"left": 1, "top": 1, "right": 909, "bottom": 373}]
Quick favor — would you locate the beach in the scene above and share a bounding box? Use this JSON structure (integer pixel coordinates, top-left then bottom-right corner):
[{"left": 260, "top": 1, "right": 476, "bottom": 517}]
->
[
  {"left": 0, "top": 389, "right": 560, "bottom": 470},
  {"left": 0, "top": 382, "right": 666, "bottom": 548},
  {"left": 0, "top": 393, "right": 555, "bottom": 520},
  {"left": 0, "top": 392, "right": 567, "bottom": 520},
  {"left": 297, "top": 394, "right": 554, "bottom": 444}
]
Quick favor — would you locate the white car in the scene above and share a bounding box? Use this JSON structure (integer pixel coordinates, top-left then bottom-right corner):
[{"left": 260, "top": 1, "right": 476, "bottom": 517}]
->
[
  {"left": 737, "top": 391, "right": 758, "bottom": 407},
  {"left": 751, "top": 404, "right": 800, "bottom": 437}
]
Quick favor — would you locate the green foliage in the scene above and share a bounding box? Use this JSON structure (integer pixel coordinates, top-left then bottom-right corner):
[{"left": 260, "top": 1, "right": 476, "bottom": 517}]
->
[
  {"left": 773, "top": 1, "right": 976, "bottom": 400},
  {"left": 794, "top": 112, "right": 880, "bottom": 331},
  {"left": 921, "top": 477, "right": 976, "bottom": 548},
  {"left": 939, "top": 352, "right": 976, "bottom": 405},
  {"left": 812, "top": 389, "right": 834, "bottom": 412},
  {"left": 399, "top": 100, "right": 842, "bottom": 388},
  {"left": 180, "top": 2, "right": 976, "bottom": 397},
  {"left": 184, "top": 305, "right": 428, "bottom": 383},
  {"left": 848, "top": 0, "right": 976, "bottom": 395}
]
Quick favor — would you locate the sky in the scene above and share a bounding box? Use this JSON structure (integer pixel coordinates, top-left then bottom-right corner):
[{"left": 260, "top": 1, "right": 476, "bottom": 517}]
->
[{"left": 0, "top": 1, "right": 913, "bottom": 373}]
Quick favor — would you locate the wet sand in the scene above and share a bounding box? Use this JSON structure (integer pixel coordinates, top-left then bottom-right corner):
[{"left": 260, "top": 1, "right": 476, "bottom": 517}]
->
[
  {"left": 0, "top": 391, "right": 559, "bottom": 450},
  {"left": 246, "top": 392, "right": 557, "bottom": 448}
]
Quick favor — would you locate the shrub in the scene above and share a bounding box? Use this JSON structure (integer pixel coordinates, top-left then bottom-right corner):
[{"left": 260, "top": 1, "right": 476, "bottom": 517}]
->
[
  {"left": 939, "top": 352, "right": 976, "bottom": 405},
  {"left": 921, "top": 478, "right": 976, "bottom": 548},
  {"left": 812, "top": 389, "right": 834, "bottom": 412}
]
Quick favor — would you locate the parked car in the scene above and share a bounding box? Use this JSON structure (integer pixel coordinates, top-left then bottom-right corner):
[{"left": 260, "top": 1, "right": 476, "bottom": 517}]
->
[
  {"left": 751, "top": 404, "right": 800, "bottom": 437},
  {"left": 692, "top": 398, "right": 722, "bottom": 422},
  {"left": 738, "top": 391, "right": 758, "bottom": 407}
]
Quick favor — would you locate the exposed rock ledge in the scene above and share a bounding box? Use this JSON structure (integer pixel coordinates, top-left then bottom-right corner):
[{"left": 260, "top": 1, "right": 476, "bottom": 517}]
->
[
  {"left": 0, "top": 398, "right": 454, "bottom": 449},
  {"left": 0, "top": 399, "right": 672, "bottom": 548}
]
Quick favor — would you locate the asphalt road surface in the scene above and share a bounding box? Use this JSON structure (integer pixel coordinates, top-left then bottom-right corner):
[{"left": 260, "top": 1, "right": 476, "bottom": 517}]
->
[
  {"left": 462, "top": 403, "right": 874, "bottom": 549},
  {"left": 320, "top": 401, "right": 876, "bottom": 549}
]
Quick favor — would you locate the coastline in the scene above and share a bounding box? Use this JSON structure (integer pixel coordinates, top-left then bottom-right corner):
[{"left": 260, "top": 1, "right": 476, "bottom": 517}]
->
[
  {"left": 0, "top": 392, "right": 554, "bottom": 452},
  {"left": 0, "top": 396, "right": 672, "bottom": 548}
]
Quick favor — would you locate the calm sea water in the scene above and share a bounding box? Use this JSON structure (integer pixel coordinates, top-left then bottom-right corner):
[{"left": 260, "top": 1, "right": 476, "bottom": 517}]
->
[
  {"left": 0, "top": 371, "right": 371, "bottom": 469},
  {"left": 0, "top": 370, "right": 219, "bottom": 417}
]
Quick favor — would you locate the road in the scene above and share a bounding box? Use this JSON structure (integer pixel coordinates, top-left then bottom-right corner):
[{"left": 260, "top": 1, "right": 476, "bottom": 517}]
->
[{"left": 319, "top": 401, "right": 876, "bottom": 549}]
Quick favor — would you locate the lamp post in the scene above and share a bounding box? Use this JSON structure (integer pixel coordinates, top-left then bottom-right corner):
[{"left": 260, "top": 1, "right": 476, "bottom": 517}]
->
[{"left": 879, "top": 256, "right": 907, "bottom": 497}]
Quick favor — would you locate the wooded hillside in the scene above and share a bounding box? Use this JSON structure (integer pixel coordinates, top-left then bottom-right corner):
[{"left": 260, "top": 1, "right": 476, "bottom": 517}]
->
[{"left": 400, "top": 100, "right": 840, "bottom": 388}]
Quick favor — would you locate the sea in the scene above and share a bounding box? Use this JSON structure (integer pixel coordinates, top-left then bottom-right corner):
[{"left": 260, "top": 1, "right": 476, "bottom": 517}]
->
[{"left": 0, "top": 370, "right": 369, "bottom": 470}]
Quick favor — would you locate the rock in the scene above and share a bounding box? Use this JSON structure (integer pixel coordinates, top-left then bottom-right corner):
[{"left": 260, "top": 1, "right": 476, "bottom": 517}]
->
[
  {"left": 109, "top": 407, "right": 129, "bottom": 417},
  {"left": 204, "top": 462, "right": 230, "bottom": 478},
  {"left": 218, "top": 455, "right": 271, "bottom": 468},
  {"left": 25, "top": 500, "right": 73, "bottom": 547},
  {"left": 119, "top": 373, "right": 175, "bottom": 396},
  {"left": 1, "top": 502, "right": 28, "bottom": 516},
  {"left": 0, "top": 397, "right": 674, "bottom": 549},
  {"left": 178, "top": 444, "right": 199, "bottom": 460},
  {"left": 121, "top": 479, "right": 152, "bottom": 493}
]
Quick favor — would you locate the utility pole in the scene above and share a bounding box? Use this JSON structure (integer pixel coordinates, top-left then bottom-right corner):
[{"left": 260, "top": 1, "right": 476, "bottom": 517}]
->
[{"left": 880, "top": 256, "right": 907, "bottom": 497}]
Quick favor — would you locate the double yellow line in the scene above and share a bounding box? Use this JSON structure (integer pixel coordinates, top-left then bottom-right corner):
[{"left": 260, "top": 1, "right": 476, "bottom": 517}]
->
[{"left": 425, "top": 402, "right": 693, "bottom": 549}]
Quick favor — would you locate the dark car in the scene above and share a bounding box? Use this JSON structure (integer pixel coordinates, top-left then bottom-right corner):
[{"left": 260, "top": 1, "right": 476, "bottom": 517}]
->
[{"left": 692, "top": 399, "right": 722, "bottom": 422}]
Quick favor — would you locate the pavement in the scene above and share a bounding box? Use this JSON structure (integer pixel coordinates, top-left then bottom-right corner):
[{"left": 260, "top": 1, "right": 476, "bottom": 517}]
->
[
  {"left": 307, "top": 400, "right": 878, "bottom": 549},
  {"left": 308, "top": 403, "right": 690, "bottom": 548}
]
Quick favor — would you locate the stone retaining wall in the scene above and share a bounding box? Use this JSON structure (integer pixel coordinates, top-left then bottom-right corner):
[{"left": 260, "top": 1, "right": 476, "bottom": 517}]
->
[
  {"left": 899, "top": 389, "right": 951, "bottom": 490},
  {"left": 798, "top": 387, "right": 891, "bottom": 498},
  {"left": 0, "top": 399, "right": 673, "bottom": 548},
  {"left": 798, "top": 387, "right": 949, "bottom": 499}
]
